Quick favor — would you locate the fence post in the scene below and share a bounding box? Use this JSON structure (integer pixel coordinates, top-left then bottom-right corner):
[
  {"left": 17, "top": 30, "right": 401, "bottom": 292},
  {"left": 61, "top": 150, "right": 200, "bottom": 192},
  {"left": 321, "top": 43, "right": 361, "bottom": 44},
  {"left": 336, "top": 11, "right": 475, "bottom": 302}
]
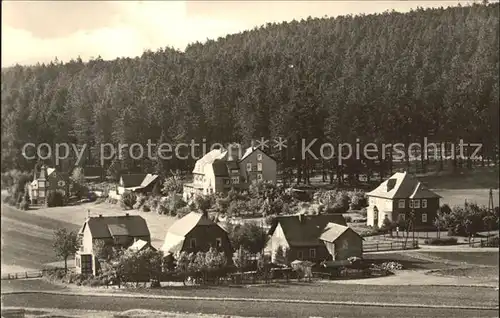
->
[
  {"left": 390, "top": 242, "right": 392, "bottom": 250},
  {"left": 376, "top": 244, "right": 379, "bottom": 252},
  {"left": 25, "top": 272, "right": 28, "bottom": 278},
  {"left": 15, "top": 273, "right": 18, "bottom": 279}
]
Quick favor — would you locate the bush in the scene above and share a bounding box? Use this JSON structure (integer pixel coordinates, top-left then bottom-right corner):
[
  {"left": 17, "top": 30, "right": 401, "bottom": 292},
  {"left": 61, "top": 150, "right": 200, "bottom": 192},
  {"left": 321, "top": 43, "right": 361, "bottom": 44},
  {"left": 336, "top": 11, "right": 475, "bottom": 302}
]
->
[
  {"left": 133, "top": 194, "right": 147, "bottom": 210},
  {"left": 344, "top": 216, "right": 352, "bottom": 223},
  {"left": 423, "top": 237, "right": 458, "bottom": 245},
  {"left": 349, "top": 190, "right": 367, "bottom": 210},
  {"left": 120, "top": 191, "right": 137, "bottom": 210},
  {"left": 18, "top": 199, "right": 29, "bottom": 210},
  {"left": 46, "top": 191, "right": 65, "bottom": 207}
]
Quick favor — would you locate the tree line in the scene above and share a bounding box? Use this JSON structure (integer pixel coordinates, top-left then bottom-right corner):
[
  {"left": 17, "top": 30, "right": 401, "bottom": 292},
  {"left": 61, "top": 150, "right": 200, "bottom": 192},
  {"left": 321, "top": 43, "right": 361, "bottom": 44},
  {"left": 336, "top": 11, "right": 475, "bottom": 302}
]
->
[{"left": 2, "top": 3, "right": 498, "bottom": 185}]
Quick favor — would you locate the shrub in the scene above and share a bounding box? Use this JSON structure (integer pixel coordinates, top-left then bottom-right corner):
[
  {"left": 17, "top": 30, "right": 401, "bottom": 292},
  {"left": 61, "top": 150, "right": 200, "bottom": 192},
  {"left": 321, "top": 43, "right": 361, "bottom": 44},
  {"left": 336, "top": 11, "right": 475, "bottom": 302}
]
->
[
  {"left": 18, "top": 199, "right": 29, "bottom": 210},
  {"left": 142, "top": 204, "right": 151, "bottom": 212},
  {"left": 423, "top": 237, "right": 458, "bottom": 245},
  {"left": 344, "top": 216, "right": 352, "bottom": 223},
  {"left": 133, "top": 194, "right": 147, "bottom": 210},
  {"left": 46, "top": 191, "right": 65, "bottom": 207},
  {"left": 349, "top": 190, "right": 367, "bottom": 210},
  {"left": 120, "top": 191, "right": 137, "bottom": 210}
]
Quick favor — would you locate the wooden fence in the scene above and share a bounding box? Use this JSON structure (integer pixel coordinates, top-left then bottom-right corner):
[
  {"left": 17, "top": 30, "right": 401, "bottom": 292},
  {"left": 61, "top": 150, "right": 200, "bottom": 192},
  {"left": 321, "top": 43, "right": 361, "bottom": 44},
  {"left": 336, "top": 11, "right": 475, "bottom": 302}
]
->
[
  {"left": 363, "top": 240, "right": 419, "bottom": 252},
  {"left": 1, "top": 270, "right": 44, "bottom": 280}
]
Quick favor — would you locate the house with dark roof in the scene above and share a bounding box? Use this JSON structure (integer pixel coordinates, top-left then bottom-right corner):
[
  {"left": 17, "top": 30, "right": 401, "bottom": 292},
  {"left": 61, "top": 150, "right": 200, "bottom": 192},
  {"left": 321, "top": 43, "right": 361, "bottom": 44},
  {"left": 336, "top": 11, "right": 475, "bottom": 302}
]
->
[
  {"left": 160, "top": 211, "right": 232, "bottom": 261},
  {"left": 28, "top": 165, "right": 69, "bottom": 205},
  {"left": 366, "top": 171, "right": 441, "bottom": 228},
  {"left": 183, "top": 145, "right": 277, "bottom": 201},
  {"left": 265, "top": 213, "right": 359, "bottom": 263},
  {"left": 75, "top": 214, "right": 151, "bottom": 275},
  {"left": 117, "top": 173, "right": 161, "bottom": 195}
]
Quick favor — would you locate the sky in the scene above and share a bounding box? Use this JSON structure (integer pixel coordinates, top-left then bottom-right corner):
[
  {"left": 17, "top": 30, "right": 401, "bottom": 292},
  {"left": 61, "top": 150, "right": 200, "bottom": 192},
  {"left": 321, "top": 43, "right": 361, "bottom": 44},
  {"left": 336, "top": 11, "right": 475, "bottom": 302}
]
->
[{"left": 1, "top": 0, "right": 477, "bottom": 67}]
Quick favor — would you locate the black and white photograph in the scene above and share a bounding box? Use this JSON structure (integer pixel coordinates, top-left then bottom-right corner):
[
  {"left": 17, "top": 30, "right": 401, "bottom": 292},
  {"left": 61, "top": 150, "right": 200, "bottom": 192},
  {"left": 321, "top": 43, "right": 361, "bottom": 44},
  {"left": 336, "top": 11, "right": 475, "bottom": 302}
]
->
[{"left": 1, "top": 1, "right": 499, "bottom": 317}]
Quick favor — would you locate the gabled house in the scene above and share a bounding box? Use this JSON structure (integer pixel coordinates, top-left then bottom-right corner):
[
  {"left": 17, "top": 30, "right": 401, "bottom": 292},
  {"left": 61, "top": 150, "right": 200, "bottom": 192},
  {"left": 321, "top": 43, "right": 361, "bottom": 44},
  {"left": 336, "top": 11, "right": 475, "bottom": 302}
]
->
[
  {"left": 160, "top": 211, "right": 233, "bottom": 261},
  {"left": 265, "top": 214, "right": 356, "bottom": 264},
  {"left": 319, "top": 223, "right": 363, "bottom": 261},
  {"left": 183, "top": 145, "right": 277, "bottom": 201},
  {"left": 28, "top": 165, "right": 69, "bottom": 204},
  {"left": 117, "top": 173, "right": 160, "bottom": 195},
  {"left": 75, "top": 214, "right": 151, "bottom": 275},
  {"left": 366, "top": 171, "right": 441, "bottom": 228}
]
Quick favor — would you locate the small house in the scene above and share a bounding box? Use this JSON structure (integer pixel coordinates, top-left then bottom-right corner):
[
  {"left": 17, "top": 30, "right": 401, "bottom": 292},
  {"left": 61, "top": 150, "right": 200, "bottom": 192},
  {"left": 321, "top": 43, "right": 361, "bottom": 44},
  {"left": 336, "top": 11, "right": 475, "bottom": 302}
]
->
[
  {"left": 75, "top": 214, "right": 151, "bottom": 275},
  {"left": 160, "top": 211, "right": 233, "bottom": 261},
  {"left": 265, "top": 213, "right": 357, "bottom": 264},
  {"left": 117, "top": 173, "right": 161, "bottom": 195}
]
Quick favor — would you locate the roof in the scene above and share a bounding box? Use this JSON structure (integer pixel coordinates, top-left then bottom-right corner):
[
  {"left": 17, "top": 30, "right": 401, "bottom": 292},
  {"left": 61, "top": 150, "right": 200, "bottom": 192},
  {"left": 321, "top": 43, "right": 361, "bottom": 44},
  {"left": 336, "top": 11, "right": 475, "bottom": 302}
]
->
[
  {"left": 268, "top": 214, "right": 347, "bottom": 247},
  {"left": 128, "top": 239, "right": 156, "bottom": 252},
  {"left": 366, "top": 172, "right": 441, "bottom": 199},
  {"left": 82, "top": 215, "right": 150, "bottom": 239},
  {"left": 161, "top": 211, "right": 228, "bottom": 254},
  {"left": 83, "top": 166, "right": 103, "bottom": 177},
  {"left": 140, "top": 174, "right": 159, "bottom": 188},
  {"left": 120, "top": 174, "right": 147, "bottom": 188},
  {"left": 212, "top": 160, "right": 229, "bottom": 177},
  {"left": 166, "top": 211, "right": 220, "bottom": 237},
  {"left": 409, "top": 182, "right": 441, "bottom": 199},
  {"left": 192, "top": 149, "right": 227, "bottom": 174},
  {"left": 240, "top": 146, "right": 275, "bottom": 162},
  {"left": 319, "top": 222, "right": 363, "bottom": 243}
]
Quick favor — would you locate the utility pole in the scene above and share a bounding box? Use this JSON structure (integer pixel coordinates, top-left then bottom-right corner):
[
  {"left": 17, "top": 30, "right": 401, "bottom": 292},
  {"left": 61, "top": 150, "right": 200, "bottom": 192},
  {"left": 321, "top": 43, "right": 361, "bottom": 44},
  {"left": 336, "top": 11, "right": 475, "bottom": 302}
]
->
[{"left": 488, "top": 188, "right": 494, "bottom": 213}]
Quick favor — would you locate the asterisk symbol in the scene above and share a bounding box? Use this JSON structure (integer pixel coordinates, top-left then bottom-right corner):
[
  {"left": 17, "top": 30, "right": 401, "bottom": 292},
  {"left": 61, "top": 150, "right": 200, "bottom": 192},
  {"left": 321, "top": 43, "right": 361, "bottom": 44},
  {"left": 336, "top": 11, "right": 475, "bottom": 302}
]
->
[
  {"left": 253, "top": 137, "right": 269, "bottom": 150},
  {"left": 274, "top": 137, "right": 287, "bottom": 150}
]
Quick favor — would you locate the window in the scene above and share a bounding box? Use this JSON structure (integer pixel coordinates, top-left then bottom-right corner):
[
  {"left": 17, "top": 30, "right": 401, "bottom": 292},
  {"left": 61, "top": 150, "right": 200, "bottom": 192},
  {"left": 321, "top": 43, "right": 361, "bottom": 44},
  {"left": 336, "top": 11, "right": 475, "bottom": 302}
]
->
[
  {"left": 409, "top": 200, "right": 414, "bottom": 208},
  {"left": 257, "top": 163, "right": 263, "bottom": 171},
  {"left": 309, "top": 248, "right": 316, "bottom": 259},
  {"left": 224, "top": 179, "right": 230, "bottom": 185},
  {"left": 39, "top": 191, "right": 45, "bottom": 198},
  {"left": 398, "top": 214, "right": 406, "bottom": 222},
  {"left": 257, "top": 154, "right": 263, "bottom": 161},
  {"left": 246, "top": 163, "right": 252, "bottom": 172},
  {"left": 422, "top": 213, "right": 428, "bottom": 223},
  {"left": 39, "top": 181, "right": 45, "bottom": 187},
  {"left": 190, "top": 238, "right": 196, "bottom": 248},
  {"left": 232, "top": 176, "right": 239, "bottom": 184},
  {"left": 413, "top": 200, "right": 420, "bottom": 209},
  {"left": 297, "top": 251, "right": 303, "bottom": 260},
  {"left": 422, "top": 199, "right": 428, "bottom": 208},
  {"left": 398, "top": 200, "right": 405, "bottom": 208},
  {"left": 215, "top": 238, "right": 222, "bottom": 248},
  {"left": 257, "top": 173, "right": 263, "bottom": 181}
]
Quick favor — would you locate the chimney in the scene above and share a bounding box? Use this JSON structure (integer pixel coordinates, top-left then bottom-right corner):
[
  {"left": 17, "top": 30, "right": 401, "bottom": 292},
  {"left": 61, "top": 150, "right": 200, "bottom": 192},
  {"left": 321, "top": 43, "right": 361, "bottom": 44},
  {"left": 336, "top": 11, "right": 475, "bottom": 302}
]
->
[
  {"left": 125, "top": 213, "right": 129, "bottom": 217},
  {"left": 227, "top": 143, "right": 242, "bottom": 161},
  {"left": 99, "top": 214, "right": 103, "bottom": 218}
]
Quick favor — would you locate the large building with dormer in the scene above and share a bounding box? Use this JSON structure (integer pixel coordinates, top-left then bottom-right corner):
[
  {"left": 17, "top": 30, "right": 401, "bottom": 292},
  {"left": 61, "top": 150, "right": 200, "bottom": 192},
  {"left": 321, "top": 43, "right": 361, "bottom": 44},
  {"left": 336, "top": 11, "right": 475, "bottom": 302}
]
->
[
  {"left": 366, "top": 171, "right": 441, "bottom": 228},
  {"left": 183, "top": 145, "right": 277, "bottom": 201}
]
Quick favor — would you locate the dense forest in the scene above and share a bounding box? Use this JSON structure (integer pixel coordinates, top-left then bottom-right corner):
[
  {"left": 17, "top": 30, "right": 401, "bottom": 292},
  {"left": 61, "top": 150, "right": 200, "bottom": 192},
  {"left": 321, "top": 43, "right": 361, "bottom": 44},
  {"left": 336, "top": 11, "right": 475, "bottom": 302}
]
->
[{"left": 1, "top": 3, "right": 499, "bottom": 184}]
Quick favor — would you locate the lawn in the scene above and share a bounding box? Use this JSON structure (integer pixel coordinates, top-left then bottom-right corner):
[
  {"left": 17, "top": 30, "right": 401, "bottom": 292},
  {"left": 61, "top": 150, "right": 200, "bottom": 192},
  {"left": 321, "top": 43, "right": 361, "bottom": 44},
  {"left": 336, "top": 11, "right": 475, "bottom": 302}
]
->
[{"left": 417, "top": 251, "right": 500, "bottom": 267}]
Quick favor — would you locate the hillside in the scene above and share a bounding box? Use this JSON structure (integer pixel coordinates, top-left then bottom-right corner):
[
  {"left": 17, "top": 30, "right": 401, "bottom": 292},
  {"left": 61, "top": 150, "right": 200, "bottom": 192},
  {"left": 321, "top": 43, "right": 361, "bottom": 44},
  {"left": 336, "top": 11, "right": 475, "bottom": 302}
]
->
[{"left": 1, "top": 3, "right": 499, "bottom": 182}]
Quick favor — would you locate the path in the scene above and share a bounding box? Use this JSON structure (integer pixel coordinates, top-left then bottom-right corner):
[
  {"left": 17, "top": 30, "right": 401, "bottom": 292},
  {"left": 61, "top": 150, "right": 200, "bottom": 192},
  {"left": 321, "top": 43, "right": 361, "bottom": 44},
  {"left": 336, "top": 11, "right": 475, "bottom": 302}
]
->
[{"left": 1, "top": 292, "right": 498, "bottom": 318}]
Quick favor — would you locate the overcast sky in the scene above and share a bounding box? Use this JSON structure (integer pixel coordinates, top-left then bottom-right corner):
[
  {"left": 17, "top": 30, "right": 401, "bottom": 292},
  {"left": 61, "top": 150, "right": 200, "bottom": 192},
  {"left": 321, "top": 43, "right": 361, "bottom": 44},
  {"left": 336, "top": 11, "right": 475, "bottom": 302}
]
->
[{"left": 2, "top": 1, "right": 475, "bottom": 67}]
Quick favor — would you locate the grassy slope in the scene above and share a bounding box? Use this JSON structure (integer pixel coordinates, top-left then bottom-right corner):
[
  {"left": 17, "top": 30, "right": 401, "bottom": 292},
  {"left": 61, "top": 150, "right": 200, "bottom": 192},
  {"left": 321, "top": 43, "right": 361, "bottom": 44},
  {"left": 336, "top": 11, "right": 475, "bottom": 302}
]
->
[{"left": 0, "top": 202, "right": 176, "bottom": 272}]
